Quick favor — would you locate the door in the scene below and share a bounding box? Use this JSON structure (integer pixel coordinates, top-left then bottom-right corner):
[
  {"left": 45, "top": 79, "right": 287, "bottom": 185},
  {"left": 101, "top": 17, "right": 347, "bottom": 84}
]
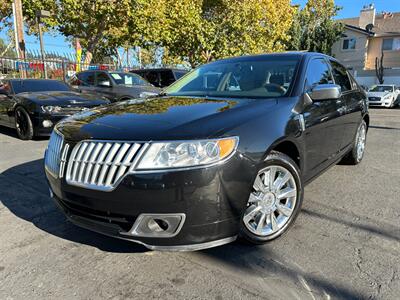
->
[
  {"left": 95, "top": 72, "right": 116, "bottom": 100},
  {"left": 76, "top": 71, "right": 96, "bottom": 94},
  {"left": 329, "top": 60, "right": 361, "bottom": 150},
  {"left": 302, "top": 58, "right": 345, "bottom": 177},
  {"left": 0, "top": 81, "right": 14, "bottom": 126}
]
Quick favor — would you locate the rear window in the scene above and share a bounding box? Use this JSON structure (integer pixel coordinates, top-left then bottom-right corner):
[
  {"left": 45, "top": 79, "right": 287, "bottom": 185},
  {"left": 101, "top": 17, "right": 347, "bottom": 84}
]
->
[{"left": 11, "top": 80, "right": 70, "bottom": 94}]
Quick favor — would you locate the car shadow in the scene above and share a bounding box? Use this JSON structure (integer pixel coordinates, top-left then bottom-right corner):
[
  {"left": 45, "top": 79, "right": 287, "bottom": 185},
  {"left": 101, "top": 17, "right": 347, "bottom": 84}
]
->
[
  {"left": 0, "top": 125, "right": 50, "bottom": 141},
  {"left": 0, "top": 158, "right": 147, "bottom": 253},
  {"left": 0, "top": 158, "right": 375, "bottom": 298}
]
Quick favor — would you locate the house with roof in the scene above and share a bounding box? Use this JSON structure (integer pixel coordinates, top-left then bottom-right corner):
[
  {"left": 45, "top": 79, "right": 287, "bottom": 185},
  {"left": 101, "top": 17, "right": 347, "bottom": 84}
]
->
[{"left": 331, "top": 4, "right": 400, "bottom": 86}]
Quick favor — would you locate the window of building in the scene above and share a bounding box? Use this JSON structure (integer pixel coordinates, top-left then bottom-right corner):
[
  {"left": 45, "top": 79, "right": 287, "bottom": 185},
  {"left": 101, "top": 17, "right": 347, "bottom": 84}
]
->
[
  {"left": 342, "top": 38, "right": 356, "bottom": 50},
  {"left": 382, "top": 38, "right": 400, "bottom": 51},
  {"left": 382, "top": 38, "right": 393, "bottom": 50}
]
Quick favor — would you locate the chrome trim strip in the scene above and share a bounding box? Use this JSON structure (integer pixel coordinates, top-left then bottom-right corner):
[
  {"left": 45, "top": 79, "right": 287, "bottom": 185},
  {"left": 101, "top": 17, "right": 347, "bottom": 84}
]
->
[{"left": 120, "top": 213, "right": 186, "bottom": 238}]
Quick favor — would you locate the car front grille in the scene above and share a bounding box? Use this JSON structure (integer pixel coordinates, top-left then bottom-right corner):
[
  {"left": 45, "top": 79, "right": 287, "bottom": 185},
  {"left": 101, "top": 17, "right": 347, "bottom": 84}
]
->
[
  {"left": 369, "top": 97, "right": 381, "bottom": 101},
  {"left": 65, "top": 141, "right": 143, "bottom": 191},
  {"left": 45, "top": 130, "right": 69, "bottom": 178}
]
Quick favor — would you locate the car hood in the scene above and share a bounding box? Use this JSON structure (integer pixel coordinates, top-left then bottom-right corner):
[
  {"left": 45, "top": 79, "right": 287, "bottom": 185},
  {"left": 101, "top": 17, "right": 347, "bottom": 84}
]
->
[
  {"left": 367, "top": 91, "right": 391, "bottom": 98},
  {"left": 112, "top": 85, "right": 161, "bottom": 96},
  {"left": 56, "top": 96, "right": 278, "bottom": 142},
  {"left": 18, "top": 91, "right": 110, "bottom": 106}
]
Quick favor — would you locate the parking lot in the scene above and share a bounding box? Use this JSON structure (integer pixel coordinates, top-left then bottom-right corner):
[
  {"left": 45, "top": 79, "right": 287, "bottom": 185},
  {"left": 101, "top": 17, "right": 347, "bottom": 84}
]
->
[{"left": 0, "top": 108, "right": 399, "bottom": 300}]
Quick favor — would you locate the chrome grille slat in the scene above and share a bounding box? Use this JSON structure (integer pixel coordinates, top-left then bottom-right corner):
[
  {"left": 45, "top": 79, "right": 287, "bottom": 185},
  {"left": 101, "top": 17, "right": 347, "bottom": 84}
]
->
[
  {"left": 105, "top": 143, "right": 131, "bottom": 186},
  {"left": 44, "top": 131, "right": 65, "bottom": 178},
  {"left": 66, "top": 141, "right": 142, "bottom": 191},
  {"left": 91, "top": 142, "right": 112, "bottom": 184},
  {"left": 97, "top": 143, "right": 122, "bottom": 186},
  {"left": 83, "top": 143, "right": 104, "bottom": 184}
]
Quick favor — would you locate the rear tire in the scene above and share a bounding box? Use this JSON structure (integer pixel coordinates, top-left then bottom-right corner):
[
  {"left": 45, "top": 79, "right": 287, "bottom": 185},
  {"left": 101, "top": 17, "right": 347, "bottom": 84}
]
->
[
  {"left": 341, "top": 120, "right": 367, "bottom": 165},
  {"left": 14, "top": 107, "right": 34, "bottom": 140},
  {"left": 239, "top": 151, "right": 303, "bottom": 244}
]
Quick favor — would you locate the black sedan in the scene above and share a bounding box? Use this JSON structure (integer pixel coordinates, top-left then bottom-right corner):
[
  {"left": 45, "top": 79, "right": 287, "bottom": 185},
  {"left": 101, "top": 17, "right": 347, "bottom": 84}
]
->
[
  {"left": 0, "top": 79, "right": 110, "bottom": 140},
  {"left": 45, "top": 52, "right": 369, "bottom": 251}
]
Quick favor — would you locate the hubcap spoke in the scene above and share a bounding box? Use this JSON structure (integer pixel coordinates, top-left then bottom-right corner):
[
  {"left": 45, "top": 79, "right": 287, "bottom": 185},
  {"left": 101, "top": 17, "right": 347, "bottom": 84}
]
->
[
  {"left": 256, "top": 213, "right": 266, "bottom": 233},
  {"left": 267, "top": 167, "right": 276, "bottom": 190},
  {"left": 276, "top": 204, "right": 292, "bottom": 217},
  {"left": 248, "top": 193, "right": 261, "bottom": 204},
  {"left": 270, "top": 212, "right": 278, "bottom": 231},
  {"left": 277, "top": 187, "right": 296, "bottom": 200},
  {"left": 243, "top": 205, "right": 262, "bottom": 224},
  {"left": 274, "top": 172, "right": 290, "bottom": 191},
  {"left": 253, "top": 175, "right": 267, "bottom": 193}
]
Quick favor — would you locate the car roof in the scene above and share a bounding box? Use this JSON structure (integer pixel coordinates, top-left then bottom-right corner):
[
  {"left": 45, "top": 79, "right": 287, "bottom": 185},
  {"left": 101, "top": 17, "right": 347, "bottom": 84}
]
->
[
  {"left": 204, "top": 51, "right": 334, "bottom": 65},
  {"left": 9, "top": 79, "right": 61, "bottom": 82},
  {"left": 131, "top": 68, "right": 188, "bottom": 72}
]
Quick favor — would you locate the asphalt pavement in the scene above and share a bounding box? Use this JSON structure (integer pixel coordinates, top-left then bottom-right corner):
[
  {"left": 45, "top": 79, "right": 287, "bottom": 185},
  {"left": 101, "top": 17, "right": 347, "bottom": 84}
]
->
[{"left": 0, "top": 108, "right": 399, "bottom": 300}]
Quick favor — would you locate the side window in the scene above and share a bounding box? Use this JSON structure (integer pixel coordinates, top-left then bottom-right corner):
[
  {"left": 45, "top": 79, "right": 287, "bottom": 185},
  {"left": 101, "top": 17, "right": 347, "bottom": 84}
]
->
[
  {"left": 160, "top": 71, "right": 175, "bottom": 86},
  {"left": 330, "top": 60, "right": 352, "bottom": 92},
  {"left": 146, "top": 71, "right": 160, "bottom": 86},
  {"left": 305, "top": 58, "right": 334, "bottom": 91},
  {"left": 77, "top": 72, "right": 95, "bottom": 86},
  {"left": 96, "top": 72, "right": 111, "bottom": 86}
]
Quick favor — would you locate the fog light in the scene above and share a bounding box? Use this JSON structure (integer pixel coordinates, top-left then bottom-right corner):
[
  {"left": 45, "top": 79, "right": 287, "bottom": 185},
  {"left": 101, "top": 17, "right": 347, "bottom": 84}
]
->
[
  {"left": 42, "top": 120, "right": 53, "bottom": 128},
  {"left": 121, "top": 213, "right": 185, "bottom": 238}
]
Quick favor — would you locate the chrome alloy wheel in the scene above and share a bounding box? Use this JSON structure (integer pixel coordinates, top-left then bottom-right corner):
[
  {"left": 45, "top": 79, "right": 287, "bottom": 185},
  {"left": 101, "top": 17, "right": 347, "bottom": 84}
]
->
[
  {"left": 243, "top": 166, "right": 297, "bottom": 237},
  {"left": 356, "top": 123, "right": 367, "bottom": 161}
]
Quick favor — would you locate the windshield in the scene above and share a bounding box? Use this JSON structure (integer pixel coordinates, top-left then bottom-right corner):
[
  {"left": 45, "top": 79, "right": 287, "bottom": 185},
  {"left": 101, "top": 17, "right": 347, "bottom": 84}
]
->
[
  {"left": 110, "top": 72, "right": 151, "bottom": 86},
  {"left": 165, "top": 57, "right": 299, "bottom": 98},
  {"left": 369, "top": 85, "right": 393, "bottom": 92},
  {"left": 11, "top": 80, "right": 70, "bottom": 94}
]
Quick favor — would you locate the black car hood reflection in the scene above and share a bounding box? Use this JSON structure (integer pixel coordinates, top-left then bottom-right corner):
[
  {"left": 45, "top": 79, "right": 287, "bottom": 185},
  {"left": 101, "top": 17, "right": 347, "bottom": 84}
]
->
[
  {"left": 57, "top": 96, "right": 278, "bottom": 141},
  {"left": 18, "top": 91, "right": 109, "bottom": 106}
]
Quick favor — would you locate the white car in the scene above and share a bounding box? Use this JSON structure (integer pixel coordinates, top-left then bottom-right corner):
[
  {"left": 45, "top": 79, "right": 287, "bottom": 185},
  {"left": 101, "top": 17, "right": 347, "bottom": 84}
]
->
[{"left": 367, "top": 84, "right": 400, "bottom": 108}]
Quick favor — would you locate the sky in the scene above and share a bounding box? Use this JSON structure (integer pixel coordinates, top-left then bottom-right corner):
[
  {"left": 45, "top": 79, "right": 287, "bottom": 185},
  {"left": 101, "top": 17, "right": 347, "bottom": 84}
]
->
[{"left": 0, "top": 0, "right": 399, "bottom": 55}]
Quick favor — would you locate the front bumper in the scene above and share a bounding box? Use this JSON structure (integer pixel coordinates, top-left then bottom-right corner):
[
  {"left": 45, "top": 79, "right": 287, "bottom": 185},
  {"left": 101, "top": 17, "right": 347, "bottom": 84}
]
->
[
  {"left": 33, "top": 114, "right": 71, "bottom": 136},
  {"left": 368, "top": 100, "right": 392, "bottom": 108},
  {"left": 45, "top": 154, "right": 255, "bottom": 251}
]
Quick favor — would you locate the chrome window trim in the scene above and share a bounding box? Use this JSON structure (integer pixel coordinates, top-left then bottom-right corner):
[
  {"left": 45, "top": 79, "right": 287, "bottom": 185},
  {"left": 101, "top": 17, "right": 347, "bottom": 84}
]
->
[{"left": 64, "top": 136, "right": 239, "bottom": 192}]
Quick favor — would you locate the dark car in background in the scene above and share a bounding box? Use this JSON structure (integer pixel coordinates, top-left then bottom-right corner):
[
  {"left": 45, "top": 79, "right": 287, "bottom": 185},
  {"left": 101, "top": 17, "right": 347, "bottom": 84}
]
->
[
  {"left": 0, "top": 79, "right": 110, "bottom": 140},
  {"left": 45, "top": 52, "right": 368, "bottom": 251},
  {"left": 131, "top": 68, "right": 188, "bottom": 88},
  {"left": 68, "top": 70, "right": 160, "bottom": 102}
]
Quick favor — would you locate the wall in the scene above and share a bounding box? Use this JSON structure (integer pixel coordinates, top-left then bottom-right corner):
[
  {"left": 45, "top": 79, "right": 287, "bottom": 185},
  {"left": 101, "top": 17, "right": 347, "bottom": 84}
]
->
[
  {"left": 332, "top": 29, "right": 368, "bottom": 71},
  {"left": 365, "top": 36, "right": 400, "bottom": 70}
]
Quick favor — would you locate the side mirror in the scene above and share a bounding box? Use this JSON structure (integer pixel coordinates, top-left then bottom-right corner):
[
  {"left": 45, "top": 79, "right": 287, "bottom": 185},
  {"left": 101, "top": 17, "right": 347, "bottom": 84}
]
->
[
  {"left": 0, "top": 88, "right": 9, "bottom": 96},
  {"left": 308, "top": 84, "right": 341, "bottom": 101},
  {"left": 97, "top": 81, "right": 111, "bottom": 88}
]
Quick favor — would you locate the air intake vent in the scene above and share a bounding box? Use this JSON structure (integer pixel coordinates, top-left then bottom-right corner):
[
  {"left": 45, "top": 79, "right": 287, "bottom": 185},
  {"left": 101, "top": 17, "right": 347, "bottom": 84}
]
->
[
  {"left": 66, "top": 141, "right": 142, "bottom": 191},
  {"left": 45, "top": 130, "right": 65, "bottom": 178}
]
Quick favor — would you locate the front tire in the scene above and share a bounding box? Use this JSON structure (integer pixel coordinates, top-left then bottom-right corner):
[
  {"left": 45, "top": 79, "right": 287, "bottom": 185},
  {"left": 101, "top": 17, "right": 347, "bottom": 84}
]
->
[
  {"left": 239, "top": 151, "right": 303, "bottom": 244},
  {"left": 14, "top": 107, "right": 34, "bottom": 140}
]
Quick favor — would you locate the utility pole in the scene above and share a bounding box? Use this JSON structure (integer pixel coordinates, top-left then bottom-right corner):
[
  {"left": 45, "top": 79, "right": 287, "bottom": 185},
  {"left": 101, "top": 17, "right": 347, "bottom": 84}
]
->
[
  {"left": 13, "top": 0, "right": 26, "bottom": 78},
  {"left": 36, "top": 10, "right": 51, "bottom": 79}
]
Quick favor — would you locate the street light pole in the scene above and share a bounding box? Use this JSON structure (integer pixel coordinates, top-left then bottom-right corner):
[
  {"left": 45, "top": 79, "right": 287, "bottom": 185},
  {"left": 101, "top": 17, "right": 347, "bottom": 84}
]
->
[{"left": 36, "top": 10, "right": 51, "bottom": 79}]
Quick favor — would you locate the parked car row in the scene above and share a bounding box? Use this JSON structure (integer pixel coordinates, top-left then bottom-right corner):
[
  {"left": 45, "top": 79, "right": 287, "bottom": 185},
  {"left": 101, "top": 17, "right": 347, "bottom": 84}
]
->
[
  {"left": 0, "top": 79, "right": 110, "bottom": 140},
  {"left": 0, "top": 68, "right": 190, "bottom": 139}
]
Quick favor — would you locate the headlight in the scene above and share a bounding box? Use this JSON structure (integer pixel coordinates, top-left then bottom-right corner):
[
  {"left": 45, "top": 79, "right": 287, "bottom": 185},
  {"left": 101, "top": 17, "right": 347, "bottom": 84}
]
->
[
  {"left": 41, "top": 105, "right": 62, "bottom": 113},
  {"left": 137, "top": 137, "right": 239, "bottom": 170}
]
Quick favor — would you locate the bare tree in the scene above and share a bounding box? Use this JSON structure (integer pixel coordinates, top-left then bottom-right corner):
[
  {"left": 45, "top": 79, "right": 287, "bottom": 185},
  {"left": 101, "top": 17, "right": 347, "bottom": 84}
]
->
[{"left": 375, "top": 51, "right": 384, "bottom": 84}]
